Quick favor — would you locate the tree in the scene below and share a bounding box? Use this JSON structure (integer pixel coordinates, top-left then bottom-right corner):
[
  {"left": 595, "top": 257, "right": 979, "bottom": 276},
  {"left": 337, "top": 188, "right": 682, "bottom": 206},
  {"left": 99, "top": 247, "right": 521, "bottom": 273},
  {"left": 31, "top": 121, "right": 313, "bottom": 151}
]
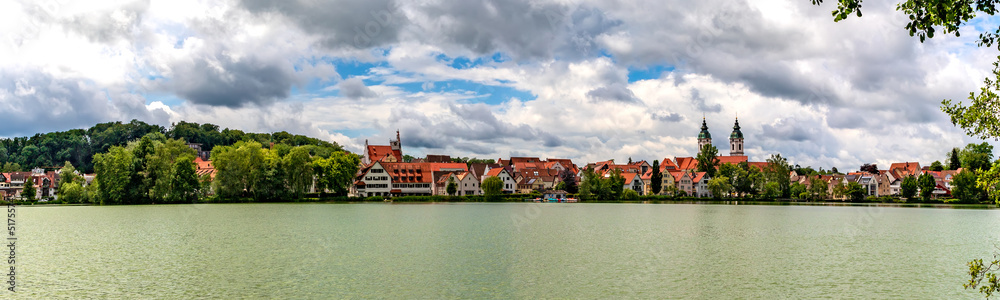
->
[
  {"left": 146, "top": 138, "right": 197, "bottom": 202},
  {"left": 402, "top": 154, "right": 415, "bottom": 162},
  {"left": 446, "top": 176, "right": 457, "bottom": 196},
  {"left": 607, "top": 169, "right": 625, "bottom": 199},
  {"left": 59, "top": 182, "right": 85, "bottom": 204},
  {"left": 313, "top": 151, "right": 360, "bottom": 196},
  {"left": 846, "top": 181, "right": 866, "bottom": 202},
  {"left": 93, "top": 146, "right": 134, "bottom": 205},
  {"left": 966, "top": 249, "right": 1000, "bottom": 299},
  {"left": 622, "top": 189, "right": 639, "bottom": 200},
  {"left": 831, "top": 167, "right": 839, "bottom": 174},
  {"left": 790, "top": 182, "right": 807, "bottom": 199},
  {"left": 1, "top": 162, "right": 21, "bottom": 173},
  {"left": 57, "top": 161, "right": 79, "bottom": 187},
  {"left": 952, "top": 170, "right": 984, "bottom": 203},
  {"left": 211, "top": 141, "right": 266, "bottom": 200},
  {"left": 284, "top": 146, "right": 314, "bottom": 199},
  {"left": 919, "top": 173, "right": 937, "bottom": 201},
  {"left": 708, "top": 176, "right": 731, "bottom": 198},
  {"left": 962, "top": 142, "right": 995, "bottom": 172},
  {"left": 21, "top": 176, "right": 35, "bottom": 201},
  {"left": 808, "top": 177, "right": 828, "bottom": 200},
  {"left": 168, "top": 156, "right": 200, "bottom": 203},
  {"left": 930, "top": 161, "right": 944, "bottom": 171},
  {"left": 950, "top": 148, "right": 962, "bottom": 170},
  {"left": 978, "top": 161, "right": 1000, "bottom": 206},
  {"left": 651, "top": 160, "right": 662, "bottom": 195},
  {"left": 860, "top": 163, "right": 878, "bottom": 174},
  {"left": 901, "top": 176, "right": 918, "bottom": 200},
  {"left": 482, "top": 176, "right": 504, "bottom": 200},
  {"left": 733, "top": 161, "right": 759, "bottom": 197},
  {"left": 696, "top": 144, "right": 720, "bottom": 178},
  {"left": 763, "top": 154, "right": 791, "bottom": 198},
  {"left": 559, "top": 168, "right": 578, "bottom": 194}
]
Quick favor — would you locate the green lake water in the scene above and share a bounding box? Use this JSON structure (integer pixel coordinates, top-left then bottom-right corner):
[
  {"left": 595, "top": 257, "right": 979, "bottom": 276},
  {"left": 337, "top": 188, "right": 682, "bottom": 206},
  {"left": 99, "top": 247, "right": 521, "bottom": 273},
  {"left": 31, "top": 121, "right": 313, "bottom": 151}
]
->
[{"left": 12, "top": 203, "right": 1000, "bottom": 298}]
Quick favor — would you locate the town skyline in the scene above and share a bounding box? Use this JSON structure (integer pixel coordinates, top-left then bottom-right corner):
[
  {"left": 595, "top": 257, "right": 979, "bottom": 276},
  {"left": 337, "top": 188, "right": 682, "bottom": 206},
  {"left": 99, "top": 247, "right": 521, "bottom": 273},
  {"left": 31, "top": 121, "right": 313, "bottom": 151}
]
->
[{"left": 3, "top": 0, "right": 999, "bottom": 174}]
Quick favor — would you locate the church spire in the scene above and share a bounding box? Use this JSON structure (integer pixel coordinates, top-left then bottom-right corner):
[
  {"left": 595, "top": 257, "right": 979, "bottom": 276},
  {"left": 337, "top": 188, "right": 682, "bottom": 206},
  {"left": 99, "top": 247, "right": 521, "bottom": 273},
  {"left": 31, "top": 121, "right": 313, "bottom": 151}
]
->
[{"left": 729, "top": 116, "right": 744, "bottom": 156}]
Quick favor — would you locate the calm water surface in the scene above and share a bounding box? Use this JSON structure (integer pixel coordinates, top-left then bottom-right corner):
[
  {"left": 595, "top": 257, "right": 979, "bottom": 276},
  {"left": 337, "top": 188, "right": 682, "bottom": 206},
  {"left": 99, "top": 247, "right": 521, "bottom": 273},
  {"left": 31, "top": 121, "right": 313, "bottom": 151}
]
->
[{"left": 15, "top": 203, "right": 1000, "bottom": 298}]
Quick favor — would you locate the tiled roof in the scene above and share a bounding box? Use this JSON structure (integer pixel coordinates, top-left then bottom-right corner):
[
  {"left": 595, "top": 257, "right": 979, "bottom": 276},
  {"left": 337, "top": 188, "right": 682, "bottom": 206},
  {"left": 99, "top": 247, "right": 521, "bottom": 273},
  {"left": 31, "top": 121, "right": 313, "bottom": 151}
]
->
[
  {"left": 888, "top": 162, "right": 921, "bottom": 177},
  {"left": 367, "top": 145, "right": 402, "bottom": 162}
]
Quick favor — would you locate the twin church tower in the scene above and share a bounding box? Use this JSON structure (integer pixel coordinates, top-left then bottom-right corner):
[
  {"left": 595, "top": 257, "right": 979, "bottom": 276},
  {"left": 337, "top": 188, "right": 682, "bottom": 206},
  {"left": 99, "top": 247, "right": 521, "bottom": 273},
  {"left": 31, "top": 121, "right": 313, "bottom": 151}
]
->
[{"left": 697, "top": 117, "right": 744, "bottom": 156}]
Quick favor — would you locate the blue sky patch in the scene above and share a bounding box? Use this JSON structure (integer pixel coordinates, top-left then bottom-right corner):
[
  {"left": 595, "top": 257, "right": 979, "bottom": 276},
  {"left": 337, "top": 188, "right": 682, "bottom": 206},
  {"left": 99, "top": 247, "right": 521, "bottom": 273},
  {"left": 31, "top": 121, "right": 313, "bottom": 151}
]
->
[{"left": 627, "top": 65, "right": 674, "bottom": 83}]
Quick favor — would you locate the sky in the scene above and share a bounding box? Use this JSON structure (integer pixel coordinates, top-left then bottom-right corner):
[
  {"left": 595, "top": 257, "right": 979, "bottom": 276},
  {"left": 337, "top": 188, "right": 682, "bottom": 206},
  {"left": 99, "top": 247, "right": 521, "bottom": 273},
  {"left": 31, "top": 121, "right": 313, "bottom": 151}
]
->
[{"left": 1, "top": 0, "right": 999, "bottom": 171}]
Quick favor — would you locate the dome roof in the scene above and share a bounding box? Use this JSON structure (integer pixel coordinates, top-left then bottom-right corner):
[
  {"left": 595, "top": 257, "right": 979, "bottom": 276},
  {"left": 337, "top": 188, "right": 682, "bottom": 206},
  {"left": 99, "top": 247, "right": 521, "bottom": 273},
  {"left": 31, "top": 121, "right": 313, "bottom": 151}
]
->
[
  {"left": 698, "top": 118, "right": 711, "bottom": 139},
  {"left": 730, "top": 118, "right": 743, "bottom": 139}
]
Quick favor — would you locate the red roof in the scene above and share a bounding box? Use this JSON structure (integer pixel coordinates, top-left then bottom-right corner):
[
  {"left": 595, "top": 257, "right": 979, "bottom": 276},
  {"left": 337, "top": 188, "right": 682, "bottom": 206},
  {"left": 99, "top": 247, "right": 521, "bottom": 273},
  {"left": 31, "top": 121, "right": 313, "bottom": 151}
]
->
[
  {"left": 888, "top": 162, "right": 921, "bottom": 177},
  {"left": 622, "top": 173, "right": 639, "bottom": 184},
  {"left": 718, "top": 156, "right": 748, "bottom": 165},
  {"left": 691, "top": 172, "right": 707, "bottom": 182},
  {"left": 367, "top": 145, "right": 402, "bottom": 162},
  {"left": 485, "top": 168, "right": 507, "bottom": 177},
  {"left": 674, "top": 157, "right": 697, "bottom": 170}
]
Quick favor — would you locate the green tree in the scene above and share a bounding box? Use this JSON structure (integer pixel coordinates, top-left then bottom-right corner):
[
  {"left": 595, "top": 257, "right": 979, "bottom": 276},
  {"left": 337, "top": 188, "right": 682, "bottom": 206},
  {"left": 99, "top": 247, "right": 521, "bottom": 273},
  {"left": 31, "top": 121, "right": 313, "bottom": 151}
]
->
[
  {"left": 978, "top": 161, "right": 1000, "bottom": 206},
  {"left": 950, "top": 148, "right": 962, "bottom": 170},
  {"left": 930, "top": 161, "right": 944, "bottom": 171},
  {"left": 211, "top": 141, "right": 266, "bottom": 200},
  {"left": 919, "top": 173, "right": 937, "bottom": 201},
  {"left": 22, "top": 176, "right": 35, "bottom": 201},
  {"left": 621, "top": 189, "right": 639, "bottom": 200},
  {"left": 1, "top": 162, "right": 21, "bottom": 172},
  {"left": 966, "top": 250, "right": 1000, "bottom": 298},
  {"left": 59, "top": 182, "right": 85, "bottom": 204},
  {"left": 733, "top": 161, "right": 759, "bottom": 197},
  {"left": 901, "top": 175, "right": 918, "bottom": 200},
  {"left": 146, "top": 138, "right": 197, "bottom": 202},
  {"left": 696, "top": 144, "right": 720, "bottom": 178},
  {"left": 93, "top": 146, "right": 134, "bottom": 205},
  {"left": 846, "top": 181, "right": 866, "bottom": 202},
  {"left": 763, "top": 154, "right": 791, "bottom": 198},
  {"left": 446, "top": 176, "right": 457, "bottom": 196},
  {"left": 482, "top": 176, "right": 504, "bottom": 200},
  {"left": 607, "top": 169, "right": 625, "bottom": 199},
  {"left": 312, "top": 151, "right": 360, "bottom": 196},
  {"left": 651, "top": 160, "right": 662, "bottom": 195},
  {"left": 808, "top": 177, "right": 828, "bottom": 200},
  {"left": 708, "top": 176, "right": 731, "bottom": 198},
  {"left": 952, "top": 170, "right": 984, "bottom": 203},
  {"left": 58, "top": 161, "right": 79, "bottom": 187},
  {"left": 962, "top": 142, "right": 994, "bottom": 172},
  {"left": 284, "top": 146, "right": 314, "bottom": 199},
  {"left": 762, "top": 181, "right": 781, "bottom": 199},
  {"left": 790, "top": 182, "right": 807, "bottom": 199},
  {"left": 168, "top": 156, "right": 200, "bottom": 203}
]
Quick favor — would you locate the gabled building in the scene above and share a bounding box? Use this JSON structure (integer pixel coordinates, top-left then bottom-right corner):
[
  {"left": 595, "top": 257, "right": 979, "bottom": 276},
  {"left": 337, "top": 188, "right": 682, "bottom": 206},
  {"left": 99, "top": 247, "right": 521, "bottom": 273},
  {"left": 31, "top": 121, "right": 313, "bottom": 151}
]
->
[
  {"left": 353, "top": 161, "right": 467, "bottom": 197},
  {"left": 483, "top": 167, "right": 517, "bottom": 194},
  {"left": 362, "top": 131, "right": 404, "bottom": 166}
]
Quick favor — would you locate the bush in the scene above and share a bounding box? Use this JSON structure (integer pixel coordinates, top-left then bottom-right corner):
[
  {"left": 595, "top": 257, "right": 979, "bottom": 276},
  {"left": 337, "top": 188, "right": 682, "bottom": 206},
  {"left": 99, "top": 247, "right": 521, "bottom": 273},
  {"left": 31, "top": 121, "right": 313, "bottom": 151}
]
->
[{"left": 622, "top": 189, "right": 640, "bottom": 200}]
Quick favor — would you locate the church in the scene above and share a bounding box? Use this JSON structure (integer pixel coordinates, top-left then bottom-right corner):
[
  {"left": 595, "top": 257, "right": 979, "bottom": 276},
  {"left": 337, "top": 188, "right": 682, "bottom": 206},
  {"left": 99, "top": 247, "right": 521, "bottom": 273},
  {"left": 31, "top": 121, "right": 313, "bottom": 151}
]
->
[{"left": 698, "top": 116, "right": 747, "bottom": 159}]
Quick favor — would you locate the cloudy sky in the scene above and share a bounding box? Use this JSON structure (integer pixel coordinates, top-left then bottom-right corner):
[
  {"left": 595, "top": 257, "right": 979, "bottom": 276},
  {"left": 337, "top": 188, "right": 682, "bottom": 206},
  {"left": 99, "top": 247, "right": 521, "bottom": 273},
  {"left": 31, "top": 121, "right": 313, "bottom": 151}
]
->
[{"left": 2, "top": 0, "right": 998, "bottom": 171}]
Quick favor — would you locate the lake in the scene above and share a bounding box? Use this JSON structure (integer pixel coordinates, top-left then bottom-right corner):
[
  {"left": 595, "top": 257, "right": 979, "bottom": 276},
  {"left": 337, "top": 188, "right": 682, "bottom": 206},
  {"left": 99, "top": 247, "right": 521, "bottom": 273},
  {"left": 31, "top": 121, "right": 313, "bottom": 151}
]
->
[{"left": 13, "top": 203, "right": 1000, "bottom": 298}]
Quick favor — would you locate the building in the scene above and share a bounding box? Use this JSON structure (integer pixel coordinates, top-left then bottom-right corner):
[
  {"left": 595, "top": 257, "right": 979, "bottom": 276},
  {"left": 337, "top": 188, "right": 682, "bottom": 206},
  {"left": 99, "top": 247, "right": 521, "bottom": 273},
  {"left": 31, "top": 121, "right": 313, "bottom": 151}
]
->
[
  {"left": 730, "top": 117, "right": 744, "bottom": 156},
  {"left": 482, "top": 167, "right": 517, "bottom": 194},
  {"left": 362, "top": 131, "right": 403, "bottom": 166},
  {"left": 354, "top": 160, "right": 468, "bottom": 197},
  {"left": 434, "top": 171, "right": 481, "bottom": 196}
]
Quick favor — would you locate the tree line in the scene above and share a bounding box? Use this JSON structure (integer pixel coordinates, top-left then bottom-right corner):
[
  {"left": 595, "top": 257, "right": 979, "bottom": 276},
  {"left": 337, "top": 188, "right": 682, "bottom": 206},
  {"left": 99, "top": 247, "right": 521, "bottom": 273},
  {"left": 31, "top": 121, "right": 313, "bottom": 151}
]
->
[{"left": 0, "top": 119, "right": 343, "bottom": 174}]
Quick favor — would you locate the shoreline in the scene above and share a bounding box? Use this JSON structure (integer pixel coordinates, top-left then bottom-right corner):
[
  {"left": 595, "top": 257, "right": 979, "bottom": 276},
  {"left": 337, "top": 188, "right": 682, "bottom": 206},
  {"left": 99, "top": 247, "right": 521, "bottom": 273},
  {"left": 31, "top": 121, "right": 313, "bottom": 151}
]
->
[{"left": 10, "top": 200, "right": 999, "bottom": 209}]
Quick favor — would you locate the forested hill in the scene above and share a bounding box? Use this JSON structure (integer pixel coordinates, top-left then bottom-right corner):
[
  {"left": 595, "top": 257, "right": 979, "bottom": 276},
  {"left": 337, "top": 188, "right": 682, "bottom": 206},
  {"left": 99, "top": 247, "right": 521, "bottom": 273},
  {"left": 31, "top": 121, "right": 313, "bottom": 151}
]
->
[{"left": 0, "top": 119, "right": 344, "bottom": 173}]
